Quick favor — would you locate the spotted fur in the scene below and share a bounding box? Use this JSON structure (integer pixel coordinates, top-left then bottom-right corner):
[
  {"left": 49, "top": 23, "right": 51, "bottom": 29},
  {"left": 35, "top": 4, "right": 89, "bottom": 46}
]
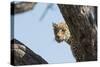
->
[{"left": 53, "top": 22, "right": 71, "bottom": 43}]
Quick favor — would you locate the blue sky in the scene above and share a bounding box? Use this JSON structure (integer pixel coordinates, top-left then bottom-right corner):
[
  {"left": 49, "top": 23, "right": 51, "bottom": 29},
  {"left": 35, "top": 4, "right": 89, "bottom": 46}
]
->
[{"left": 14, "top": 2, "right": 76, "bottom": 63}]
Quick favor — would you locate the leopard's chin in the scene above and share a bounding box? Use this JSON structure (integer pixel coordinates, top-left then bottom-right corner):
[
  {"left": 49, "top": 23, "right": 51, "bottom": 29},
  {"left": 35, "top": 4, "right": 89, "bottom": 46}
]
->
[{"left": 55, "top": 38, "right": 63, "bottom": 43}]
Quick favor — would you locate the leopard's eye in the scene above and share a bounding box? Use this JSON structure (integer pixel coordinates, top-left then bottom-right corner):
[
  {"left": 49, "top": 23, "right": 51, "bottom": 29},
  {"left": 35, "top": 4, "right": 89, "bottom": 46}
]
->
[{"left": 62, "top": 29, "right": 65, "bottom": 32}]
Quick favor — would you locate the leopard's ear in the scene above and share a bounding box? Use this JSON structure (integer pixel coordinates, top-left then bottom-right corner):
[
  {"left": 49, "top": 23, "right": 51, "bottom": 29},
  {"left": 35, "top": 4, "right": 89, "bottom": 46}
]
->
[{"left": 52, "top": 23, "right": 57, "bottom": 27}]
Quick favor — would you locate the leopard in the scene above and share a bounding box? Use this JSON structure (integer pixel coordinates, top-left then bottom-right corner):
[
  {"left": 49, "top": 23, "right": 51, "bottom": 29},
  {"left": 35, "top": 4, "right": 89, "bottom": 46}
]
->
[{"left": 52, "top": 22, "right": 71, "bottom": 43}]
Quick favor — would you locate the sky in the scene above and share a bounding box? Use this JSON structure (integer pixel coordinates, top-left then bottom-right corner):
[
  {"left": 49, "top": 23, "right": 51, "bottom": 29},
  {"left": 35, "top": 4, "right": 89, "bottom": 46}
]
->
[{"left": 13, "top": 2, "right": 76, "bottom": 63}]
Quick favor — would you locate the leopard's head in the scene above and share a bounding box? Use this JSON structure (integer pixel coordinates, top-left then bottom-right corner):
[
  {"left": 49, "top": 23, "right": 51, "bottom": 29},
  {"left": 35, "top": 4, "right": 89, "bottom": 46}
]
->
[{"left": 52, "top": 22, "right": 71, "bottom": 43}]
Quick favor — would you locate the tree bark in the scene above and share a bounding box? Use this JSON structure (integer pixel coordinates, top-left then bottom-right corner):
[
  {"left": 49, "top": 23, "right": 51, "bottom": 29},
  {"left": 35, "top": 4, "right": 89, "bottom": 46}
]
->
[
  {"left": 11, "top": 39, "right": 48, "bottom": 66},
  {"left": 11, "top": 2, "right": 37, "bottom": 15},
  {"left": 58, "top": 4, "right": 97, "bottom": 62}
]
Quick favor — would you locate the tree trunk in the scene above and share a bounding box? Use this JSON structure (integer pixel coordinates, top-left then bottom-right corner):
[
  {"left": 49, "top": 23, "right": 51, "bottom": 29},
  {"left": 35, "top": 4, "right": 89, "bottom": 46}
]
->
[
  {"left": 11, "top": 39, "right": 48, "bottom": 66},
  {"left": 58, "top": 4, "right": 97, "bottom": 62}
]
